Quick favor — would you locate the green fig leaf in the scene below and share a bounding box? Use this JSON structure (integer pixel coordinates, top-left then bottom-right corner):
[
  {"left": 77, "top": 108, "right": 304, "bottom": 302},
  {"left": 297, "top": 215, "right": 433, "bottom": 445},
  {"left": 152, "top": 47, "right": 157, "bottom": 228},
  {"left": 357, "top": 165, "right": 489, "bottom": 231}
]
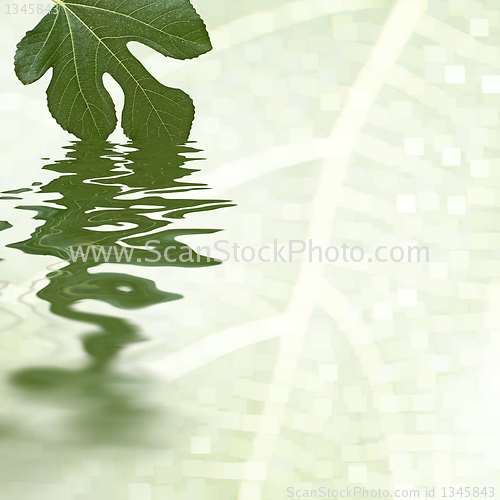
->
[{"left": 14, "top": 0, "right": 212, "bottom": 142}]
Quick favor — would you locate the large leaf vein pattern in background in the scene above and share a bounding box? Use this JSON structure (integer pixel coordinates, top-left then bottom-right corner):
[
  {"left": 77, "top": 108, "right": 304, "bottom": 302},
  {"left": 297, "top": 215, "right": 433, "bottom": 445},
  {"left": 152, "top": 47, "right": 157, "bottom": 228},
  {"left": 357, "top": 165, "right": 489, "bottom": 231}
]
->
[{"left": 14, "top": 0, "right": 212, "bottom": 141}]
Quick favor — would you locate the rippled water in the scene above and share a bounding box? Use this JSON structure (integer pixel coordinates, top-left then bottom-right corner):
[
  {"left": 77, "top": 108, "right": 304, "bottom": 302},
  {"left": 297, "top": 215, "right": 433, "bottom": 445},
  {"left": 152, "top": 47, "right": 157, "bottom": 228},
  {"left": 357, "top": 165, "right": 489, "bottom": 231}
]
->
[{"left": 1, "top": 140, "right": 236, "bottom": 442}]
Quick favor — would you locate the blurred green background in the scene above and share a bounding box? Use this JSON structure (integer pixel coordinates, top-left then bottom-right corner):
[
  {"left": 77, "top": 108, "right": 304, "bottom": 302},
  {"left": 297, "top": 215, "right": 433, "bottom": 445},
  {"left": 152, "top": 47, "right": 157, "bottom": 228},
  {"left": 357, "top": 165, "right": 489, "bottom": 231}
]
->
[{"left": 0, "top": 0, "right": 500, "bottom": 499}]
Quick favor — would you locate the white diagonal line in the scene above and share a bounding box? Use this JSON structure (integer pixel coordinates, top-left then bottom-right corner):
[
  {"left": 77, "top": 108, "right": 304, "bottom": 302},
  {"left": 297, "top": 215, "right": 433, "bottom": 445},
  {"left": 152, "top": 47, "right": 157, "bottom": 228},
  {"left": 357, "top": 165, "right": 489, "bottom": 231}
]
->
[
  {"left": 142, "top": 313, "right": 289, "bottom": 381},
  {"left": 147, "top": 0, "right": 391, "bottom": 76},
  {"left": 415, "top": 14, "right": 500, "bottom": 69},
  {"left": 237, "top": 1, "right": 428, "bottom": 498}
]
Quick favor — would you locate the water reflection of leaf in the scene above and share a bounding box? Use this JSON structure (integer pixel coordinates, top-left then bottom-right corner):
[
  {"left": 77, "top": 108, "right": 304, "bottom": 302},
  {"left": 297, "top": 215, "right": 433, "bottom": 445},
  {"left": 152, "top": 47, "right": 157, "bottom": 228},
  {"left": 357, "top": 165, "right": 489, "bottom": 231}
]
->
[{"left": 2, "top": 140, "right": 233, "bottom": 444}]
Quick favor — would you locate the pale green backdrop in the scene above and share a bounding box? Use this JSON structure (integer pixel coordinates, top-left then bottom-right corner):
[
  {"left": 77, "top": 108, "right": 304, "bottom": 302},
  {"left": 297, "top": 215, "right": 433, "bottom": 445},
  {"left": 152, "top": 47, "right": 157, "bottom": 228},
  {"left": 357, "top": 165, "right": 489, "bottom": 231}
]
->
[{"left": 0, "top": 0, "right": 499, "bottom": 499}]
